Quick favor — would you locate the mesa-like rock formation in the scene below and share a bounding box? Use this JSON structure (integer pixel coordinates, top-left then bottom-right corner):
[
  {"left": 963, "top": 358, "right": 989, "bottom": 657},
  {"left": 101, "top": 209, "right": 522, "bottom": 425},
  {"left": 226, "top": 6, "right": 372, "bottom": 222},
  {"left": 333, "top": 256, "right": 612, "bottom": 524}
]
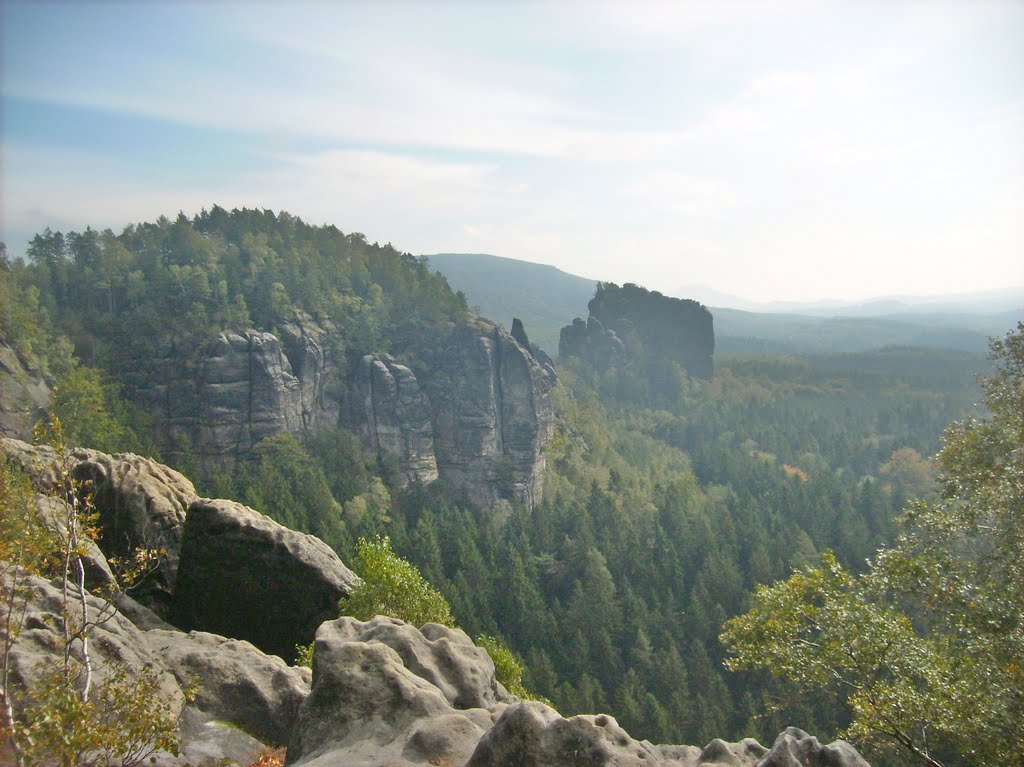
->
[{"left": 561, "top": 282, "right": 715, "bottom": 380}]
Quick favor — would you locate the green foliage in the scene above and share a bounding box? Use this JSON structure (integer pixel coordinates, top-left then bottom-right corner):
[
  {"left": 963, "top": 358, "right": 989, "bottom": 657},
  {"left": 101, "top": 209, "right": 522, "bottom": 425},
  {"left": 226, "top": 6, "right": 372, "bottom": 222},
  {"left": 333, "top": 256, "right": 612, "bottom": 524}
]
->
[
  {"left": 475, "top": 634, "right": 547, "bottom": 702},
  {"left": 47, "top": 365, "right": 142, "bottom": 454},
  {"left": 1, "top": 420, "right": 182, "bottom": 766},
  {"left": 294, "top": 641, "right": 315, "bottom": 670},
  {"left": 722, "top": 324, "right": 1024, "bottom": 767},
  {"left": 340, "top": 535, "right": 455, "bottom": 628},
  {"left": 14, "top": 663, "right": 181, "bottom": 767}
]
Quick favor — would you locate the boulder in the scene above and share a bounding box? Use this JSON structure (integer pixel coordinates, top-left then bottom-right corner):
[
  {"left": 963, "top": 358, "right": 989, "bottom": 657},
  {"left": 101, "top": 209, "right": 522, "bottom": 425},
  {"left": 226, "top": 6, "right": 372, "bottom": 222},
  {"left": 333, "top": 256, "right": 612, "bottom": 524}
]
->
[
  {"left": 315, "top": 616, "right": 511, "bottom": 709},
  {"left": 288, "top": 617, "right": 499, "bottom": 767},
  {"left": 145, "top": 629, "right": 311, "bottom": 746},
  {"left": 0, "top": 438, "right": 197, "bottom": 613},
  {"left": 171, "top": 498, "right": 358, "bottom": 660}
]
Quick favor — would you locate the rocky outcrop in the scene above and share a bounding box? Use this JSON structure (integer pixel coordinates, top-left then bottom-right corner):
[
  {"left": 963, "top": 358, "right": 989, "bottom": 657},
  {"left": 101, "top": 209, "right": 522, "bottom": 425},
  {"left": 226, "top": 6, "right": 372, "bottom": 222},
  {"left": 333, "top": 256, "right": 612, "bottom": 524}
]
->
[
  {"left": 287, "top": 615, "right": 871, "bottom": 767},
  {"left": 561, "top": 282, "right": 715, "bottom": 380},
  {"left": 145, "top": 629, "right": 311, "bottom": 746},
  {"left": 139, "top": 320, "right": 333, "bottom": 470},
  {"left": 3, "top": 571, "right": 186, "bottom": 719},
  {"left": 0, "top": 343, "right": 49, "bottom": 440},
  {"left": 133, "top": 313, "right": 554, "bottom": 510},
  {"left": 559, "top": 316, "right": 627, "bottom": 369},
  {"left": 345, "top": 354, "right": 438, "bottom": 485},
  {"left": 0, "top": 438, "right": 197, "bottom": 613},
  {"left": 171, "top": 498, "right": 359, "bottom": 660},
  {"left": 288, "top": 617, "right": 504, "bottom": 767},
  {"left": 758, "top": 728, "right": 871, "bottom": 767},
  {"left": 419, "top": 318, "right": 556, "bottom": 509}
]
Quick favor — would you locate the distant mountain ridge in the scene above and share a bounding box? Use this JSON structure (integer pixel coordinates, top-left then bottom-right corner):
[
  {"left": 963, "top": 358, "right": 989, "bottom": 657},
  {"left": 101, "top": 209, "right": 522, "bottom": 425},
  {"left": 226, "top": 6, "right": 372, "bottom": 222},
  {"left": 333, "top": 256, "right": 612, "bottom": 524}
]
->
[
  {"left": 424, "top": 253, "right": 598, "bottom": 354},
  {"left": 427, "top": 253, "right": 1021, "bottom": 355}
]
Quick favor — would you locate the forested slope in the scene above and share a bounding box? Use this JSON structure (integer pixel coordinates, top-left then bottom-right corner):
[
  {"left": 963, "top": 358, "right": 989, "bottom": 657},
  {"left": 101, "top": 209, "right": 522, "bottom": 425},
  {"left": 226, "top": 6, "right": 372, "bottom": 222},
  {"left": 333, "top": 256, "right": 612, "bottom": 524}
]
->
[{"left": 0, "top": 208, "right": 989, "bottom": 755}]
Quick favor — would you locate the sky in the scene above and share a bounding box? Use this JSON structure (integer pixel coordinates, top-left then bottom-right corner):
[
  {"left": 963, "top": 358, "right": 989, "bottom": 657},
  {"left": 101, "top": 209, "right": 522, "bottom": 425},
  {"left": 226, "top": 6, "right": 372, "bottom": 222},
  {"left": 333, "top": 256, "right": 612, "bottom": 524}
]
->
[{"left": 2, "top": 1, "right": 1023, "bottom": 303}]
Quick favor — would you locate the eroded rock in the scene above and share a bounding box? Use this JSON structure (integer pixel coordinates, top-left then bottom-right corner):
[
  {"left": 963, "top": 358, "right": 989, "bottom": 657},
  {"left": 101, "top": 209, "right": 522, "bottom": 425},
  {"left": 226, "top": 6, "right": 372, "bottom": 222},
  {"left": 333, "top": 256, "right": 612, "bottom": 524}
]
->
[{"left": 145, "top": 629, "right": 311, "bottom": 746}]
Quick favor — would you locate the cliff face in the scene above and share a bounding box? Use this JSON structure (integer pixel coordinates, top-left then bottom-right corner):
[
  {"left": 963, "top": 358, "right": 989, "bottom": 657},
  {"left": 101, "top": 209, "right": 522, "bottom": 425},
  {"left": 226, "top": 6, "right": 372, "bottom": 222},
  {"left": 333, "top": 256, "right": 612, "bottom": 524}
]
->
[
  {"left": 0, "top": 343, "right": 49, "bottom": 441},
  {"left": 419, "top": 319, "right": 555, "bottom": 509},
  {"left": 136, "top": 315, "right": 554, "bottom": 509},
  {"left": 561, "top": 282, "right": 715, "bottom": 380}
]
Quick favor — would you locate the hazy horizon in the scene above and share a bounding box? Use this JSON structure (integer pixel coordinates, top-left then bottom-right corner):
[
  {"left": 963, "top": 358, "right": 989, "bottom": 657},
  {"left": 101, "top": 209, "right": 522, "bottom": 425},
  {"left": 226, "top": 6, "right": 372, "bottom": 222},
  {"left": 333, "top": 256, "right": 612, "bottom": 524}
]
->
[{"left": 3, "top": 1, "right": 1023, "bottom": 303}]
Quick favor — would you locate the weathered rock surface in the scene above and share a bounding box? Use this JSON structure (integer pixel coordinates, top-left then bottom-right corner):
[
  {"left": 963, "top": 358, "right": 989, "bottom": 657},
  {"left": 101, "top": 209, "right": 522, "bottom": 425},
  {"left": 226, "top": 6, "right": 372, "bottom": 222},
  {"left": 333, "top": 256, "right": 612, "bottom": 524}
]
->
[
  {"left": 345, "top": 354, "right": 439, "bottom": 485},
  {"left": 0, "top": 342, "right": 49, "bottom": 441},
  {"left": 140, "top": 324, "right": 331, "bottom": 470},
  {"left": 0, "top": 437, "right": 197, "bottom": 613},
  {"left": 286, "top": 615, "right": 871, "bottom": 767},
  {"left": 145, "top": 629, "right": 311, "bottom": 746},
  {"left": 3, "top": 571, "right": 186, "bottom": 717},
  {"left": 758, "top": 728, "right": 870, "bottom": 767},
  {"left": 315, "top": 616, "right": 511, "bottom": 710},
  {"left": 288, "top": 617, "right": 502, "bottom": 767},
  {"left": 171, "top": 498, "right": 358, "bottom": 659},
  {"left": 420, "top": 318, "right": 556, "bottom": 509}
]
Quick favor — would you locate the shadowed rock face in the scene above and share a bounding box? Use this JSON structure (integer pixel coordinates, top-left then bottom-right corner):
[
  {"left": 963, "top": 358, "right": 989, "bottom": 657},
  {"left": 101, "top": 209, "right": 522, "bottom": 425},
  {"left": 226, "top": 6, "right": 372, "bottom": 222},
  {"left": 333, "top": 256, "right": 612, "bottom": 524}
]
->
[
  {"left": 0, "top": 438, "right": 197, "bottom": 613},
  {"left": 171, "top": 498, "right": 358, "bottom": 660}
]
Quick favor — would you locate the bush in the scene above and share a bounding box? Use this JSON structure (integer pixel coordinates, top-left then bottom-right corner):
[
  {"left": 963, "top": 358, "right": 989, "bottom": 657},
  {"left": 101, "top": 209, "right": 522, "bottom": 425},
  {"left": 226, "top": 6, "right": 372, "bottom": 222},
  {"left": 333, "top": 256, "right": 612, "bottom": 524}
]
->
[{"left": 339, "top": 535, "right": 454, "bottom": 628}]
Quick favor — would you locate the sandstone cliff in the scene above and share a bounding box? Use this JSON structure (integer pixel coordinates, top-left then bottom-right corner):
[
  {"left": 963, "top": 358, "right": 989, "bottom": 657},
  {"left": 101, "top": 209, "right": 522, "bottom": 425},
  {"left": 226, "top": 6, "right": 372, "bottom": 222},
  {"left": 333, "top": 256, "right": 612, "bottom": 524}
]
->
[
  {"left": 0, "top": 342, "right": 49, "bottom": 441},
  {"left": 561, "top": 282, "right": 715, "bottom": 380},
  {"left": 131, "top": 314, "right": 554, "bottom": 509}
]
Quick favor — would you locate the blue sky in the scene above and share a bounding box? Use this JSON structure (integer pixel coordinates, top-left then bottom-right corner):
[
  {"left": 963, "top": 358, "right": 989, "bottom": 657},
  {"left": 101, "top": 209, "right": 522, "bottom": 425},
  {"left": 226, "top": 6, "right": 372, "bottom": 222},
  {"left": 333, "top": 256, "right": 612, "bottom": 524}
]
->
[{"left": 2, "top": 1, "right": 1022, "bottom": 302}]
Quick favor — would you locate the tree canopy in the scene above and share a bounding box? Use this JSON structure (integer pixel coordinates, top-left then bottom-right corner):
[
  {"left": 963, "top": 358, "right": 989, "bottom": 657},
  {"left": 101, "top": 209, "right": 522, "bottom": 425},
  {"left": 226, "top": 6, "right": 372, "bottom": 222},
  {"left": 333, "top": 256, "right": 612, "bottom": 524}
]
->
[{"left": 721, "top": 323, "right": 1024, "bottom": 767}]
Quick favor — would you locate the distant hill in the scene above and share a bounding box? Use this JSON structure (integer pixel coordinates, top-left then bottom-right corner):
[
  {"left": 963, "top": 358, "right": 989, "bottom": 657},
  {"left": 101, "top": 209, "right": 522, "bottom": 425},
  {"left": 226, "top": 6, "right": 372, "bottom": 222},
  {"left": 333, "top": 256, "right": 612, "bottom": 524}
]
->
[
  {"left": 427, "top": 254, "right": 1020, "bottom": 356},
  {"left": 423, "top": 253, "right": 597, "bottom": 354}
]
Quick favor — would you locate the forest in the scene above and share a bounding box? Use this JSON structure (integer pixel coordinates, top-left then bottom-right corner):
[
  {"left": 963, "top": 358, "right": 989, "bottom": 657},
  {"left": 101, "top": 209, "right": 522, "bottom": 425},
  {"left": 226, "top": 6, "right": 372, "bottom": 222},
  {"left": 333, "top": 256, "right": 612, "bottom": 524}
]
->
[{"left": 0, "top": 207, "right": 1003, "bottom": 762}]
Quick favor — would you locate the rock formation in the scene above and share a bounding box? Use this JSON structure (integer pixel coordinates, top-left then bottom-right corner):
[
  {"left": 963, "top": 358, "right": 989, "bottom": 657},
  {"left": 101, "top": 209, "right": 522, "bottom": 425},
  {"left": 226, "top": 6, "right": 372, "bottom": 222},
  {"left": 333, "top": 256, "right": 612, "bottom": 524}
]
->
[
  {"left": 419, "top": 318, "right": 556, "bottom": 509},
  {"left": 0, "top": 438, "right": 197, "bottom": 611},
  {"left": 0, "top": 342, "right": 49, "bottom": 441},
  {"left": 127, "top": 313, "right": 555, "bottom": 510},
  {"left": 0, "top": 440, "right": 872, "bottom": 767},
  {"left": 344, "top": 354, "right": 439, "bottom": 486},
  {"left": 145, "top": 628, "right": 311, "bottom": 746},
  {"left": 561, "top": 282, "right": 715, "bottom": 380},
  {"left": 559, "top": 316, "right": 628, "bottom": 370},
  {"left": 171, "top": 498, "right": 359, "bottom": 660}
]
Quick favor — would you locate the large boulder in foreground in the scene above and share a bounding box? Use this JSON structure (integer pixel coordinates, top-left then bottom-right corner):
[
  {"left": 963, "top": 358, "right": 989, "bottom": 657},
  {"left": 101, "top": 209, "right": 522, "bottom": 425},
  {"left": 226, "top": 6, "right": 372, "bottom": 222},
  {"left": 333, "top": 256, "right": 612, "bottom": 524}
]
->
[
  {"left": 287, "top": 615, "right": 872, "bottom": 767},
  {"left": 171, "top": 498, "right": 358, "bottom": 660}
]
